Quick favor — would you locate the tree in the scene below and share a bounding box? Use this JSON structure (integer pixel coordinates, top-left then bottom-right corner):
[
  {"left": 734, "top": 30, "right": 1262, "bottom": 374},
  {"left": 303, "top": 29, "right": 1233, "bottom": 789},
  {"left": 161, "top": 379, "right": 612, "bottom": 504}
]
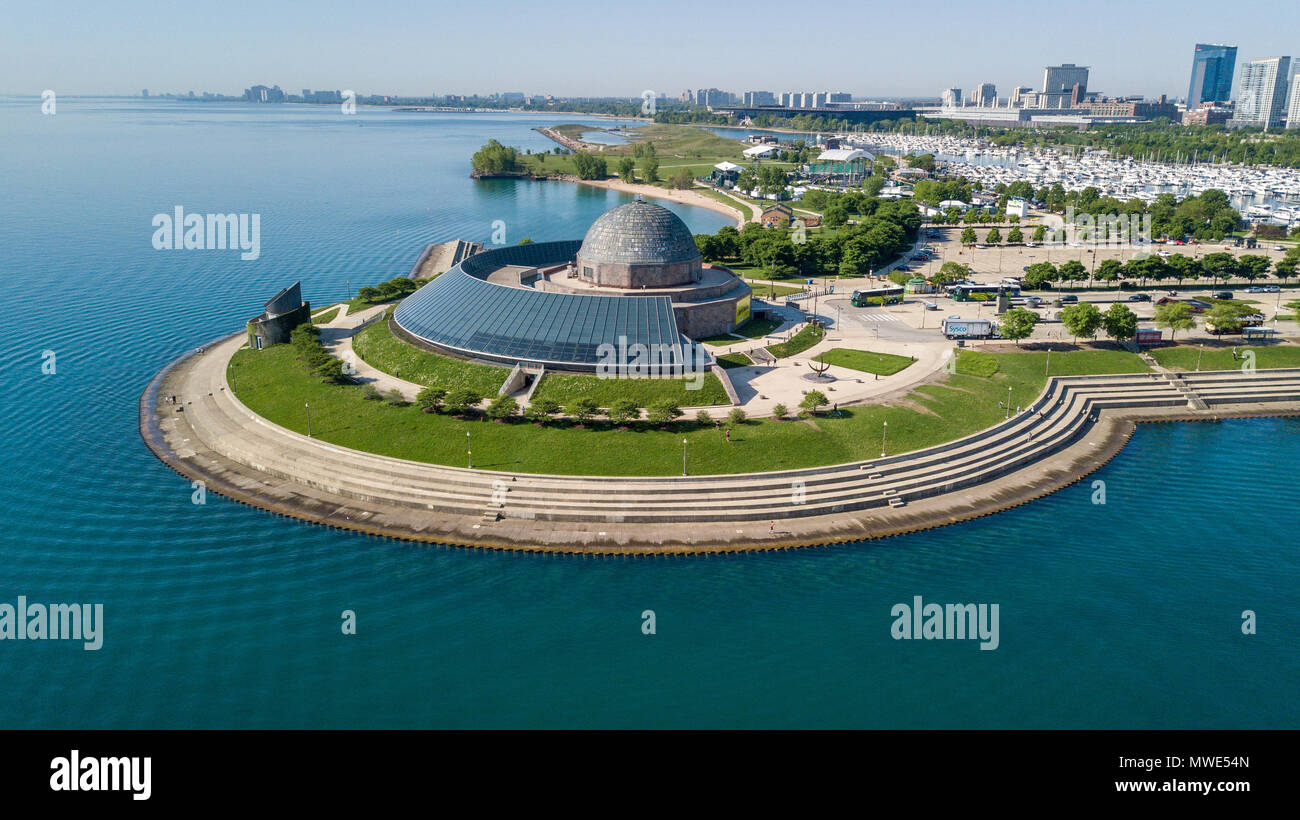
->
[
  {"left": 416, "top": 386, "right": 446, "bottom": 413},
  {"left": 933, "top": 261, "right": 971, "bottom": 284},
  {"left": 771, "top": 403, "right": 788, "bottom": 419},
  {"left": 1006, "top": 226, "right": 1023, "bottom": 244},
  {"left": 566, "top": 397, "right": 600, "bottom": 425},
  {"left": 1200, "top": 252, "right": 1238, "bottom": 285},
  {"left": 960, "top": 227, "right": 977, "bottom": 246},
  {"left": 485, "top": 394, "right": 519, "bottom": 421},
  {"left": 1031, "top": 225, "right": 1047, "bottom": 243},
  {"left": 525, "top": 397, "right": 561, "bottom": 423},
  {"left": 443, "top": 388, "right": 483, "bottom": 416},
  {"left": 1101, "top": 303, "right": 1138, "bottom": 343},
  {"left": 616, "top": 156, "right": 636, "bottom": 183},
  {"left": 1058, "top": 260, "right": 1087, "bottom": 286},
  {"left": 606, "top": 398, "right": 640, "bottom": 426},
  {"left": 1238, "top": 255, "right": 1272, "bottom": 282},
  {"left": 1022, "top": 261, "right": 1057, "bottom": 290},
  {"left": 985, "top": 227, "right": 1002, "bottom": 245},
  {"left": 727, "top": 407, "right": 747, "bottom": 425},
  {"left": 1060, "top": 302, "right": 1102, "bottom": 343},
  {"left": 571, "top": 151, "right": 607, "bottom": 180},
  {"left": 1154, "top": 301, "right": 1195, "bottom": 339},
  {"left": 1276, "top": 257, "right": 1298, "bottom": 284},
  {"left": 641, "top": 156, "right": 660, "bottom": 183},
  {"left": 998, "top": 307, "right": 1039, "bottom": 346},
  {"left": 670, "top": 168, "right": 693, "bottom": 189},
  {"left": 314, "top": 358, "right": 346, "bottom": 383},
  {"left": 1094, "top": 258, "right": 1124, "bottom": 285},
  {"left": 471, "top": 139, "right": 520, "bottom": 174},
  {"left": 799, "top": 390, "right": 829, "bottom": 416},
  {"left": 1205, "top": 302, "right": 1253, "bottom": 335},
  {"left": 647, "top": 400, "right": 683, "bottom": 426},
  {"left": 695, "top": 410, "right": 712, "bottom": 426}
]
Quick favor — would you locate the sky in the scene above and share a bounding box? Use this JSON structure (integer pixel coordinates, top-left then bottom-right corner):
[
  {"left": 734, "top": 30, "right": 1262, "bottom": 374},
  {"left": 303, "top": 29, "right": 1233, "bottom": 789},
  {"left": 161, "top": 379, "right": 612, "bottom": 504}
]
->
[{"left": 4, "top": 0, "right": 1298, "bottom": 100}]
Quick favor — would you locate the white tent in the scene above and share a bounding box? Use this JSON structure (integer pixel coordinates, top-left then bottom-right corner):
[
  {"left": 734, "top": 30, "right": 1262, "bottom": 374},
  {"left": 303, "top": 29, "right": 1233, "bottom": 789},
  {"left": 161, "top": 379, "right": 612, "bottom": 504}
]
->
[
  {"left": 742, "top": 144, "right": 779, "bottom": 158},
  {"left": 815, "top": 148, "right": 874, "bottom": 163},
  {"left": 714, "top": 161, "right": 744, "bottom": 172}
]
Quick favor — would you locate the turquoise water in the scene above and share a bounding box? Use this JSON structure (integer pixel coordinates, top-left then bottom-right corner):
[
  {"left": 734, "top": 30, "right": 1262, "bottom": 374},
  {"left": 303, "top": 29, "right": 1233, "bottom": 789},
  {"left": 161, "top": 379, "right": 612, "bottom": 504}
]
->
[{"left": 2, "top": 99, "right": 1297, "bottom": 729}]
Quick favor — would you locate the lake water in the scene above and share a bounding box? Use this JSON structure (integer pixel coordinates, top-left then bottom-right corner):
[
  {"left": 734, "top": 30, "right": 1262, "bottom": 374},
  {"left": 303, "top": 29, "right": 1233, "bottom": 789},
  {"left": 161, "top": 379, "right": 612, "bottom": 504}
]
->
[{"left": 2, "top": 99, "right": 1296, "bottom": 728}]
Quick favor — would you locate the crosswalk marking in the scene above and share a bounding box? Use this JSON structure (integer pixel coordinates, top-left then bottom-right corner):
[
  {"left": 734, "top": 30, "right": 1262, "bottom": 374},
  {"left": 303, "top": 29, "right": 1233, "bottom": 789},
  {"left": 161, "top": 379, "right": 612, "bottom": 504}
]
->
[{"left": 858, "top": 312, "right": 900, "bottom": 323}]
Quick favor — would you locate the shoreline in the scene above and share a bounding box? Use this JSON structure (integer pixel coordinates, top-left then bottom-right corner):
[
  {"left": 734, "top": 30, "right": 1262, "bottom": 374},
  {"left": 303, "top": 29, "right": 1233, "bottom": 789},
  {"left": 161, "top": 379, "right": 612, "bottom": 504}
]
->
[
  {"left": 140, "top": 336, "right": 1300, "bottom": 554},
  {"left": 568, "top": 176, "right": 748, "bottom": 226}
]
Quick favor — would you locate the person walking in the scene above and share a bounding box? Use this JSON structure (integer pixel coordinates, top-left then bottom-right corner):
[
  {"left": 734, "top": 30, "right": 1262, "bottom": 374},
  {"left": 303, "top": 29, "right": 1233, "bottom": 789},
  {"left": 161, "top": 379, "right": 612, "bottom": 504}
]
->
[{"left": 725, "top": 427, "right": 731, "bottom": 443}]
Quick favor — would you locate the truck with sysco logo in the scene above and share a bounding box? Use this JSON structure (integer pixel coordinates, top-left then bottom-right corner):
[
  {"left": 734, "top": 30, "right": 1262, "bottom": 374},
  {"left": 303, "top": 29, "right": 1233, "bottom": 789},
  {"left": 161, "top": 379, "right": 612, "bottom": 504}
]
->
[{"left": 941, "top": 317, "right": 997, "bottom": 339}]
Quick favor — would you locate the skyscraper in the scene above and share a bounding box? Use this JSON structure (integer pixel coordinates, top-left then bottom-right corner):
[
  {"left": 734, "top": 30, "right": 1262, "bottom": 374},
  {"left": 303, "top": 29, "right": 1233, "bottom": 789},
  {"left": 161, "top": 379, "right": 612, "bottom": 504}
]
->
[
  {"left": 973, "top": 82, "right": 997, "bottom": 107},
  {"left": 941, "top": 88, "right": 962, "bottom": 107},
  {"left": 1234, "top": 56, "right": 1291, "bottom": 128},
  {"left": 1287, "top": 81, "right": 1300, "bottom": 129},
  {"left": 1043, "top": 64, "right": 1089, "bottom": 95},
  {"left": 1187, "top": 44, "right": 1237, "bottom": 107}
]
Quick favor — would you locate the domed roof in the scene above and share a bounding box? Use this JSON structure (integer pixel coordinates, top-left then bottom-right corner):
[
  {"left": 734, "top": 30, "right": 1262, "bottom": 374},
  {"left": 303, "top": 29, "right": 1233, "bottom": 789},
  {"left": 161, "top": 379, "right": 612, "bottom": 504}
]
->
[{"left": 577, "top": 200, "right": 701, "bottom": 266}]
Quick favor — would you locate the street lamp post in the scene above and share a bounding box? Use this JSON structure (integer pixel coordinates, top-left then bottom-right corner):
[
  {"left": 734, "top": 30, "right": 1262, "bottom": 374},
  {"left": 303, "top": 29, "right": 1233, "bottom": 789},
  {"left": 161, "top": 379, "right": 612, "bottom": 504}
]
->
[
  {"left": 881, "top": 420, "right": 888, "bottom": 458},
  {"left": 1005, "top": 385, "right": 1013, "bottom": 419},
  {"left": 305, "top": 402, "right": 311, "bottom": 437},
  {"left": 682, "top": 439, "right": 688, "bottom": 476},
  {"left": 466, "top": 431, "right": 472, "bottom": 469},
  {"left": 1196, "top": 345, "right": 1203, "bottom": 372}
]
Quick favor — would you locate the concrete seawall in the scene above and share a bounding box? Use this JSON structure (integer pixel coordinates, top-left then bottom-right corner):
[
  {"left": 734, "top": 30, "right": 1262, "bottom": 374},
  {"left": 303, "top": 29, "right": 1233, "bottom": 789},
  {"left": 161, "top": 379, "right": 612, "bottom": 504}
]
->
[{"left": 140, "top": 337, "right": 1300, "bottom": 554}]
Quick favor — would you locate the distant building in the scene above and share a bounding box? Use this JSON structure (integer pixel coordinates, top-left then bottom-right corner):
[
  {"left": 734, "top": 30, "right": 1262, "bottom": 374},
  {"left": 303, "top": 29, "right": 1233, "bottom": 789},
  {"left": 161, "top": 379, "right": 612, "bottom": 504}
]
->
[
  {"left": 743, "top": 91, "right": 776, "bottom": 106},
  {"left": 1009, "top": 86, "right": 1034, "bottom": 107},
  {"left": 141, "top": 89, "right": 148, "bottom": 98},
  {"left": 1187, "top": 43, "right": 1237, "bottom": 108},
  {"left": 1232, "top": 56, "right": 1292, "bottom": 128},
  {"left": 942, "top": 87, "right": 962, "bottom": 107},
  {"left": 760, "top": 204, "right": 794, "bottom": 228},
  {"left": 1043, "top": 64, "right": 1089, "bottom": 96},
  {"left": 973, "top": 82, "right": 997, "bottom": 107},
  {"left": 1076, "top": 95, "right": 1177, "bottom": 120},
  {"left": 247, "top": 282, "right": 311, "bottom": 349},
  {"left": 1184, "top": 103, "right": 1234, "bottom": 126},
  {"left": 244, "top": 84, "right": 285, "bottom": 103},
  {"left": 1288, "top": 82, "right": 1300, "bottom": 128},
  {"left": 695, "top": 88, "right": 731, "bottom": 107}
]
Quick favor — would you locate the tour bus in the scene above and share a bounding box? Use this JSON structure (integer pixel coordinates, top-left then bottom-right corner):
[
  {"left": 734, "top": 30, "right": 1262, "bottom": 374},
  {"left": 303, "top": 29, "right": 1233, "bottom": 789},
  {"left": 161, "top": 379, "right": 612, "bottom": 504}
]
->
[
  {"left": 851, "top": 285, "right": 905, "bottom": 307},
  {"left": 947, "top": 283, "right": 1020, "bottom": 302}
]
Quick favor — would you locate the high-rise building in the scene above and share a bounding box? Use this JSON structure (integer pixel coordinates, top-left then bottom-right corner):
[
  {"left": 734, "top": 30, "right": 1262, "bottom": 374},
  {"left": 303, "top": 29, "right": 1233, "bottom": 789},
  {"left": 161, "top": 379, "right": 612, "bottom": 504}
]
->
[
  {"left": 1043, "top": 64, "right": 1089, "bottom": 95},
  {"left": 695, "top": 88, "right": 731, "bottom": 107},
  {"left": 941, "top": 87, "right": 962, "bottom": 107},
  {"left": 1009, "top": 86, "right": 1034, "bottom": 107},
  {"left": 973, "top": 82, "right": 997, "bottom": 107},
  {"left": 743, "top": 91, "right": 776, "bottom": 106},
  {"left": 826, "top": 92, "right": 852, "bottom": 104},
  {"left": 1233, "top": 56, "right": 1291, "bottom": 128},
  {"left": 1187, "top": 43, "right": 1237, "bottom": 107},
  {"left": 1287, "top": 81, "right": 1300, "bottom": 129}
]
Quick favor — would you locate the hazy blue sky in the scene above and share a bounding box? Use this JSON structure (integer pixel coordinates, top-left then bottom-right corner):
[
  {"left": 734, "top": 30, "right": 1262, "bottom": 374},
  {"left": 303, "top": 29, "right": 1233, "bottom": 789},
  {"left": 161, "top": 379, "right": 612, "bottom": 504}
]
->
[{"left": 5, "top": 0, "right": 1298, "bottom": 99}]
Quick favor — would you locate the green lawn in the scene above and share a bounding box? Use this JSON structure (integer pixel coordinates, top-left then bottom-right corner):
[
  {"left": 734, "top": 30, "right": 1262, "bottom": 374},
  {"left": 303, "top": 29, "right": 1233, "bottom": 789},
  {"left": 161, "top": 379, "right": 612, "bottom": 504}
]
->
[
  {"left": 311, "top": 306, "right": 341, "bottom": 325},
  {"left": 716, "top": 352, "right": 753, "bottom": 369},
  {"left": 1150, "top": 344, "right": 1300, "bottom": 371},
  {"left": 697, "top": 316, "right": 783, "bottom": 346},
  {"left": 351, "top": 312, "right": 510, "bottom": 395},
  {"left": 767, "top": 324, "right": 825, "bottom": 358},
  {"left": 814, "top": 348, "right": 916, "bottom": 376},
  {"left": 529, "top": 370, "right": 730, "bottom": 408},
  {"left": 228, "top": 346, "right": 1148, "bottom": 476}
]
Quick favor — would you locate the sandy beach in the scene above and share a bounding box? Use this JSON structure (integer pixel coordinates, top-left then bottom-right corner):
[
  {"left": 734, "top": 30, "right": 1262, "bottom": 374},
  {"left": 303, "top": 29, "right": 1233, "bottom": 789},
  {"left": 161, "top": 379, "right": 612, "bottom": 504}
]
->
[{"left": 569, "top": 176, "right": 749, "bottom": 226}]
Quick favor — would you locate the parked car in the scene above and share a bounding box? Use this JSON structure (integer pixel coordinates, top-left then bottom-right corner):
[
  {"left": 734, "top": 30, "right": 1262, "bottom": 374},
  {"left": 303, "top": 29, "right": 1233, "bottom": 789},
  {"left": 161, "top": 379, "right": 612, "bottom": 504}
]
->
[
  {"left": 1265, "top": 285, "right": 1281, "bottom": 293},
  {"left": 1274, "top": 246, "right": 1286, "bottom": 252},
  {"left": 1246, "top": 286, "right": 1266, "bottom": 293},
  {"left": 1059, "top": 294, "right": 1079, "bottom": 303},
  {"left": 1025, "top": 296, "right": 1043, "bottom": 307},
  {"left": 1212, "top": 291, "right": 1234, "bottom": 300},
  {"left": 1127, "top": 293, "right": 1151, "bottom": 301}
]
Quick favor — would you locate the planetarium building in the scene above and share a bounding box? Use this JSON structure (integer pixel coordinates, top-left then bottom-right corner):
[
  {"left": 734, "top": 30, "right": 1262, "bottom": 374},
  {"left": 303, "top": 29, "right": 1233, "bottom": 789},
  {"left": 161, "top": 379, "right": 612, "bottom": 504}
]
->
[{"left": 393, "top": 200, "right": 752, "bottom": 373}]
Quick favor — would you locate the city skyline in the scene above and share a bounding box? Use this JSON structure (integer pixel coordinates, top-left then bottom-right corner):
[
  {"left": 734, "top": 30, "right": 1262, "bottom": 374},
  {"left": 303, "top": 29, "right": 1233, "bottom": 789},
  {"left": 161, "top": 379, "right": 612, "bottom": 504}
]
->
[{"left": 5, "top": 0, "right": 1299, "bottom": 100}]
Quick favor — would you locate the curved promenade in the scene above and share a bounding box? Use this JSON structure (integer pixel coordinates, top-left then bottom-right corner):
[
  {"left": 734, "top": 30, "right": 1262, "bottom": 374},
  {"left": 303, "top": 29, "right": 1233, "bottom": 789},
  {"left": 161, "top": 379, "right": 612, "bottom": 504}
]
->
[{"left": 141, "top": 333, "right": 1300, "bottom": 553}]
